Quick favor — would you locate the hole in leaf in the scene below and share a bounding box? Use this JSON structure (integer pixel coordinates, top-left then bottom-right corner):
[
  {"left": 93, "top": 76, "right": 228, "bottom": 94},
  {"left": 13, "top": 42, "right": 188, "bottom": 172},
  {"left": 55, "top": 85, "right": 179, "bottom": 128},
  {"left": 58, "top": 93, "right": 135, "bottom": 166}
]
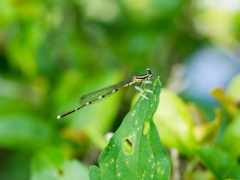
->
[{"left": 123, "top": 138, "right": 133, "bottom": 153}]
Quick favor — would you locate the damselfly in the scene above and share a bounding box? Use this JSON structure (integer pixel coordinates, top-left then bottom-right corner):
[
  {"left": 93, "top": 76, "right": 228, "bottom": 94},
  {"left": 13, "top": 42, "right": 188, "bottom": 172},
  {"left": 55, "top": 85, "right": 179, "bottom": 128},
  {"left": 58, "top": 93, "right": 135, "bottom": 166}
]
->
[{"left": 57, "top": 68, "right": 154, "bottom": 119}]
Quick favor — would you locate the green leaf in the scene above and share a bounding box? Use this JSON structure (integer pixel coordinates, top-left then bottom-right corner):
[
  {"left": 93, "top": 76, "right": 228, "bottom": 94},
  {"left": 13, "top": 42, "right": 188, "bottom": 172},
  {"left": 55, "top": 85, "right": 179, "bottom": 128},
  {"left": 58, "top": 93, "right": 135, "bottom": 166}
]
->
[
  {"left": 0, "top": 115, "right": 51, "bottom": 149},
  {"left": 30, "top": 147, "right": 89, "bottom": 180},
  {"left": 89, "top": 78, "right": 171, "bottom": 180},
  {"left": 227, "top": 74, "right": 240, "bottom": 103},
  {"left": 62, "top": 160, "right": 89, "bottom": 180},
  {"left": 0, "top": 151, "right": 30, "bottom": 180},
  {"left": 154, "top": 89, "right": 197, "bottom": 154},
  {"left": 193, "top": 109, "right": 222, "bottom": 143},
  {"left": 220, "top": 112, "right": 240, "bottom": 157},
  {"left": 211, "top": 88, "right": 237, "bottom": 116},
  {"left": 30, "top": 147, "right": 66, "bottom": 180},
  {"left": 197, "top": 146, "right": 240, "bottom": 180}
]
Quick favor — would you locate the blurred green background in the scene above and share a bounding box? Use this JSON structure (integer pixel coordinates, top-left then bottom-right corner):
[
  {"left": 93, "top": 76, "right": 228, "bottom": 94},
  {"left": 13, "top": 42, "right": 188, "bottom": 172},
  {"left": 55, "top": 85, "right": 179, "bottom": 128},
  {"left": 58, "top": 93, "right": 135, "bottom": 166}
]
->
[{"left": 0, "top": 0, "right": 240, "bottom": 179}]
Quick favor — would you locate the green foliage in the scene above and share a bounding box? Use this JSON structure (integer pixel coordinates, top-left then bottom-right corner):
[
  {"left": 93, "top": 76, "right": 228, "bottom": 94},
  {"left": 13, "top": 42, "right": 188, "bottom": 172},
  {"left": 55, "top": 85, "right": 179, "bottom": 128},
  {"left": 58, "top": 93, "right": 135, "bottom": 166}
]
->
[
  {"left": 1, "top": 0, "right": 240, "bottom": 179},
  {"left": 154, "top": 89, "right": 197, "bottom": 154},
  {"left": 89, "top": 78, "right": 171, "bottom": 180},
  {"left": 30, "top": 147, "right": 89, "bottom": 180},
  {"left": 153, "top": 73, "right": 240, "bottom": 179},
  {"left": 228, "top": 74, "right": 240, "bottom": 103},
  {"left": 0, "top": 115, "right": 52, "bottom": 149},
  {"left": 220, "top": 112, "right": 240, "bottom": 157},
  {"left": 197, "top": 146, "right": 240, "bottom": 179}
]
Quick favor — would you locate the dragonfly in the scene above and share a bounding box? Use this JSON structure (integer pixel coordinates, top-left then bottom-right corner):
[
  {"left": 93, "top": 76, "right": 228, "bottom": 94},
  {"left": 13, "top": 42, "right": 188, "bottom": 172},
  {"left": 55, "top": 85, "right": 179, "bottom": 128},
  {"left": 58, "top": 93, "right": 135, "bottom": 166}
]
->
[{"left": 57, "top": 68, "right": 154, "bottom": 119}]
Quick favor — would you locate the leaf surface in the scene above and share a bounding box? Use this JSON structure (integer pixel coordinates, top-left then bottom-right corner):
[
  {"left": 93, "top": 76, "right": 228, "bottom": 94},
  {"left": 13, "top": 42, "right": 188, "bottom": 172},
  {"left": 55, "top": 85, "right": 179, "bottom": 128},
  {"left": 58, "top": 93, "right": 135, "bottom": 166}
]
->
[
  {"left": 0, "top": 115, "right": 51, "bottom": 149},
  {"left": 154, "top": 89, "right": 197, "bottom": 154},
  {"left": 30, "top": 147, "right": 89, "bottom": 180},
  {"left": 89, "top": 78, "right": 171, "bottom": 180},
  {"left": 197, "top": 146, "right": 240, "bottom": 180}
]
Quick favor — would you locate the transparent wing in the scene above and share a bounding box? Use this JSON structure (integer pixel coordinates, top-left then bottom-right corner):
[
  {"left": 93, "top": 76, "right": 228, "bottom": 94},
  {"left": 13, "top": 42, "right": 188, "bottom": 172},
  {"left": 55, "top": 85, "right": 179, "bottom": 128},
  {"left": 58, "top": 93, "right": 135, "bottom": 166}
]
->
[{"left": 79, "top": 78, "right": 133, "bottom": 105}]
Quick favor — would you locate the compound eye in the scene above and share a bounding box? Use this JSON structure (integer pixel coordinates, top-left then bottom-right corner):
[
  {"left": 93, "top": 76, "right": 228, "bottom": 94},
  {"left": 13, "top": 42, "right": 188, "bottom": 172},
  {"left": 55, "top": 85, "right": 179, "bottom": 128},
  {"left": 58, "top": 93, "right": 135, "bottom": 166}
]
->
[{"left": 146, "top": 68, "right": 152, "bottom": 77}]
